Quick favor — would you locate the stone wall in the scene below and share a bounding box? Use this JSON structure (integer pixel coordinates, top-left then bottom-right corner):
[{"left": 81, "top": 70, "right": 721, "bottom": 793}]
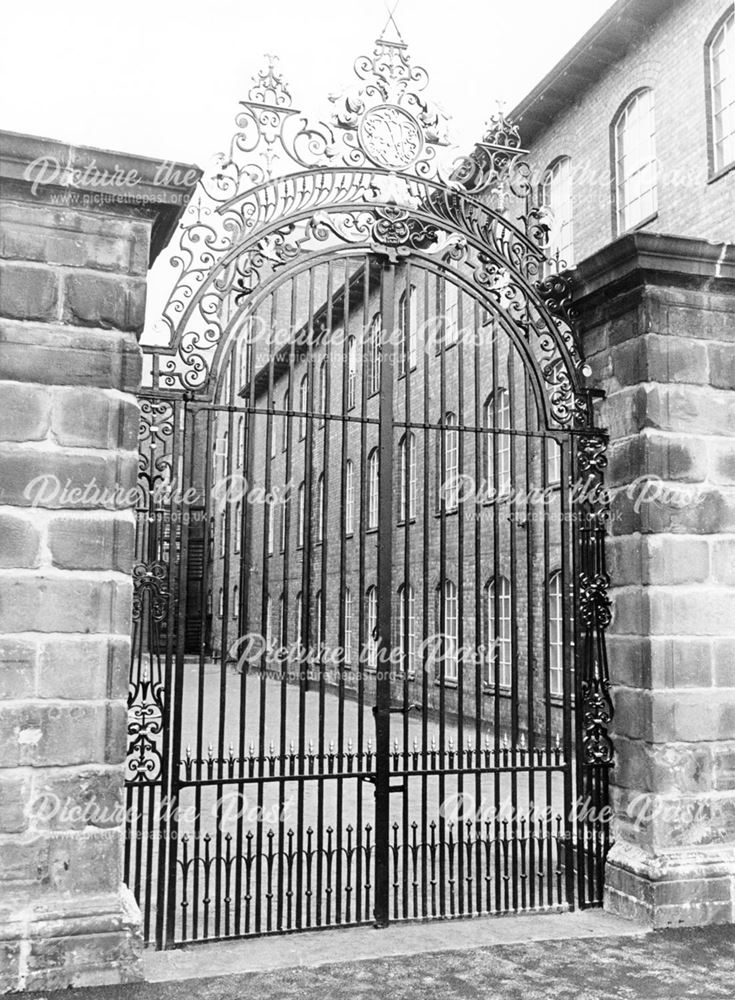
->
[
  {"left": 0, "top": 131, "right": 199, "bottom": 992},
  {"left": 575, "top": 232, "right": 735, "bottom": 927}
]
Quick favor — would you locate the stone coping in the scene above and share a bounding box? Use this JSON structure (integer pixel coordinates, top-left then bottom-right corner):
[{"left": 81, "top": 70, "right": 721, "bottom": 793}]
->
[
  {"left": 0, "top": 130, "right": 201, "bottom": 264},
  {"left": 572, "top": 232, "right": 735, "bottom": 306}
]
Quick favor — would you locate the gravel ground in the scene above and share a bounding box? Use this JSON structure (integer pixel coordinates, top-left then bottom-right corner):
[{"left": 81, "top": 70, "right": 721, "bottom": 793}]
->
[{"left": 22, "top": 925, "right": 735, "bottom": 1000}]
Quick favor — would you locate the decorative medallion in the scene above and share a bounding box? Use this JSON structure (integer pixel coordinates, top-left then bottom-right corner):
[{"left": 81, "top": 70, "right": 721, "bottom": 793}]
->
[{"left": 359, "top": 104, "right": 422, "bottom": 169}]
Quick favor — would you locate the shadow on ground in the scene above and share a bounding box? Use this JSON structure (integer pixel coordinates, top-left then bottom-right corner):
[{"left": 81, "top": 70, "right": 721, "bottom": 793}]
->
[{"left": 22, "top": 926, "right": 735, "bottom": 1000}]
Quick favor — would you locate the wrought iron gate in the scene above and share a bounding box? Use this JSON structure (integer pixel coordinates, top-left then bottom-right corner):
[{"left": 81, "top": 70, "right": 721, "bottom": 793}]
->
[{"left": 125, "top": 32, "right": 613, "bottom": 948}]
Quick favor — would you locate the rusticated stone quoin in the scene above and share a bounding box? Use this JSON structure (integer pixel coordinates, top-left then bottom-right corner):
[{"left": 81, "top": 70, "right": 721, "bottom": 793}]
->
[
  {"left": 0, "top": 130, "right": 199, "bottom": 993},
  {"left": 574, "top": 232, "right": 735, "bottom": 929}
]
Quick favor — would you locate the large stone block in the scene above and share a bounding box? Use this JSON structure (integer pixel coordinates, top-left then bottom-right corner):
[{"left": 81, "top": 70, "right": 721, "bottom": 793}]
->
[
  {"left": 708, "top": 342, "right": 735, "bottom": 391},
  {"left": 47, "top": 514, "right": 135, "bottom": 572},
  {"left": 0, "top": 262, "right": 58, "bottom": 322},
  {"left": 0, "top": 511, "right": 42, "bottom": 568},
  {"left": 607, "top": 433, "right": 709, "bottom": 488},
  {"left": 0, "top": 381, "right": 50, "bottom": 442},
  {"left": 0, "top": 201, "right": 150, "bottom": 276},
  {"left": 0, "top": 703, "right": 109, "bottom": 767},
  {"left": 36, "top": 635, "right": 129, "bottom": 701},
  {"left": 606, "top": 840, "right": 735, "bottom": 928},
  {"left": 28, "top": 766, "right": 125, "bottom": 832},
  {"left": 50, "top": 387, "right": 139, "bottom": 451},
  {"left": 0, "top": 446, "right": 138, "bottom": 509},
  {"left": 0, "top": 573, "right": 133, "bottom": 635},
  {"left": 62, "top": 272, "right": 146, "bottom": 333},
  {"left": 0, "top": 321, "right": 143, "bottom": 391},
  {"left": 0, "top": 636, "right": 37, "bottom": 699},
  {"left": 609, "top": 484, "right": 728, "bottom": 535},
  {"left": 0, "top": 774, "right": 30, "bottom": 834},
  {"left": 641, "top": 383, "right": 735, "bottom": 437}
]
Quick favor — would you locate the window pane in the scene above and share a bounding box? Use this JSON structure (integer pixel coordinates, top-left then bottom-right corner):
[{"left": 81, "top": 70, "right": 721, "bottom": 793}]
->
[
  {"left": 541, "top": 156, "right": 574, "bottom": 270},
  {"left": 711, "top": 13, "right": 735, "bottom": 172}
]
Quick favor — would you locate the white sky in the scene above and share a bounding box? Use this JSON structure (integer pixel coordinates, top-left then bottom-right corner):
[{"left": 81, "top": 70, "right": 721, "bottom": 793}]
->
[{"left": 2, "top": 0, "right": 616, "bottom": 168}]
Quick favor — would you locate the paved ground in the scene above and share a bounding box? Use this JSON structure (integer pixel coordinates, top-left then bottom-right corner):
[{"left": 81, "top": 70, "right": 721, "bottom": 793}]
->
[{"left": 21, "top": 922, "right": 735, "bottom": 999}]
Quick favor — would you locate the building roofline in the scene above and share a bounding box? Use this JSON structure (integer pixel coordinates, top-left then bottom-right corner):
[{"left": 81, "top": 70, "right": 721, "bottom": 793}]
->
[{"left": 509, "top": 0, "right": 682, "bottom": 147}]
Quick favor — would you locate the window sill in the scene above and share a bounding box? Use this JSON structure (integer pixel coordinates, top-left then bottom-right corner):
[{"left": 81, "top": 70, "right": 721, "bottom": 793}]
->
[
  {"left": 708, "top": 160, "right": 735, "bottom": 185},
  {"left": 617, "top": 211, "right": 658, "bottom": 237},
  {"left": 397, "top": 518, "right": 417, "bottom": 527},
  {"left": 483, "top": 684, "right": 512, "bottom": 697}
]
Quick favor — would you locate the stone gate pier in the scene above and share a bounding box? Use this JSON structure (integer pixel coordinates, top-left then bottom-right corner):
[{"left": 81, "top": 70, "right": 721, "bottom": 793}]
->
[
  {"left": 0, "top": 131, "right": 199, "bottom": 992},
  {"left": 576, "top": 233, "right": 735, "bottom": 927}
]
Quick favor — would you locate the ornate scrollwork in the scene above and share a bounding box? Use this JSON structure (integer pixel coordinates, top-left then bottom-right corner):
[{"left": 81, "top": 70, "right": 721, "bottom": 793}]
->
[
  {"left": 578, "top": 572, "right": 613, "bottom": 631},
  {"left": 138, "top": 399, "right": 175, "bottom": 499},
  {"left": 127, "top": 561, "right": 169, "bottom": 783},
  {"left": 581, "top": 678, "right": 614, "bottom": 765},
  {"left": 142, "top": 29, "right": 594, "bottom": 436}
]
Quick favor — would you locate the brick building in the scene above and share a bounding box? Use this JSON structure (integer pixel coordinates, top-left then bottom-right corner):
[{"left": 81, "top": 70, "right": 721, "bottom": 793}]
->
[
  {"left": 511, "top": 0, "right": 733, "bottom": 263},
  {"left": 205, "top": 261, "right": 567, "bottom": 739}
]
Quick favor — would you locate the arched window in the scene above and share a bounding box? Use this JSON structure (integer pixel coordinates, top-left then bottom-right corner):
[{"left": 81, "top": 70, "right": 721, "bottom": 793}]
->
[
  {"left": 319, "top": 358, "right": 329, "bottom": 424},
  {"left": 487, "top": 576, "right": 512, "bottom": 687},
  {"left": 345, "top": 460, "right": 355, "bottom": 536},
  {"left": 368, "top": 313, "right": 381, "bottom": 395},
  {"left": 218, "top": 587, "right": 224, "bottom": 618},
  {"left": 315, "top": 589, "right": 323, "bottom": 653},
  {"left": 221, "top": 430, "right": 229, "bottom": 478},
  {"left": 279, "top": 592, "right": 286, "bottom": 646},
  {"left": 485, "top": 389, "right": 511, "bottom": 497},
  {"left": 439, "top": 412, "right": 459, "bottom": 511},
  {"left": 548, "top": 572, "right": 564, "bottom": 697},
  {"left": 282, "top": 390, "right": 290, "bottom": 451},
  {"left": 613, "top": 88, "right": 657, "bottom": 234},
  {"left": 444, "top": 281, "right": 459, "bottom": 347},
  {"left": 239, "top": 335, "right": 250, "bottom": 388},
  {"left": 398, "top": 284, "right": 418, "bottom": 375},
  {"left": 237, "top": 416, "right": 245, "bottom": 468},
  {"left": 280, "top": 503, "right": 287, "bottom": 551},
  {"left": 234, "top": 501, "right": 242, "bottom": 553},
  {"left": 540, "top": 156, "right": 573, "bottom": 270},
  {"left": 266, "top": 505, "right": 274, "bottom": 555},
  {"left": 232, "top": 585, "right": 239, "bottom": 620},
  {"left": 399, "top": 432, "right": 416, "bottom": 522},
  {"left": 347, "top": 336, "right": 357, "bottom": 410},
  {"left": 207, "top": 516, "right": 214, "bottom": 563},
  {"left": 344, "top": 588, "right": 353, "bottom": 665},
  {"left": 366, "top": 586, "right": 378, "bottom": 670},
  {"left": 206, "top": 590, "right": 213, "bottom": 616},
  {"left": 398, "top": 583, "right": 416, "bottom": 676},
  {"left": 437, "top": 579, "right": 458, "bottom": 681},
  {"left": 547, "top": 439, "right": 561, "bottom": 486},
  {"left": 708, "top": 10, "right": 735, "bottom": 173},
  {"left": 220, "top": 509, "right": 226, "bottom": 557},
  {"left": 316, "top": 474, "right": 325, "bottom": 544},
  {"left": 295, "top": 591, "right": 303, "bottom": 649},
  {"left": 265, "top": 595, "right": 272, "bottom": 649},
  {"left": 297, "top": 482, "right": 305, "bottom": 548},
  {"left": 299, "top": 375, "right": 308, "bottom": 440},
  {"left": 368, "top": 449, "right": 379, "bottom": 528}
]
